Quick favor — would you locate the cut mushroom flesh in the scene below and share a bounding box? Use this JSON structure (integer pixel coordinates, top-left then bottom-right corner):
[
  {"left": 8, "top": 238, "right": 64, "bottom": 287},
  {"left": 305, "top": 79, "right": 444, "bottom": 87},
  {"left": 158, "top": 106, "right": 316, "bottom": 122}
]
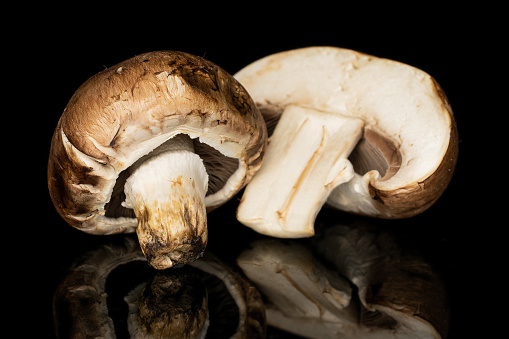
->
[
  {"left": 235, "top": 47, "right": 457, "bottom": 237},
  {"left": 237, "top": 103, "right": 405, "bottom": 237},
  {"left": 238, "top": 105, "right": 365, "bottom": 237}
]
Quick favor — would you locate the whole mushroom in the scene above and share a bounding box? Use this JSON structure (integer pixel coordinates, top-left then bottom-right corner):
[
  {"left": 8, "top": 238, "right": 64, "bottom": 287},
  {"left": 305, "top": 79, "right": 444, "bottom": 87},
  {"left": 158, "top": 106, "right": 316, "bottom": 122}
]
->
[
  {"left": 235, "top": 46, "right": 458, "bottom": 238},
  {"left": 48, "top": 51, "right": 267, "bottom": 269}
]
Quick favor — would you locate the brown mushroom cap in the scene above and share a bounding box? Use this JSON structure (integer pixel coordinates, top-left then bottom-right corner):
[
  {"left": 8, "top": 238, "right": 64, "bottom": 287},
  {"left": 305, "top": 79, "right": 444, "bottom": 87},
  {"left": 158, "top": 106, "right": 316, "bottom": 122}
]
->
[
  {"left": 235, "top": 46, "right": 458, "bottom": 233},
  {"left": 48, "top": 50, "right": 266, "bottom": 235}
]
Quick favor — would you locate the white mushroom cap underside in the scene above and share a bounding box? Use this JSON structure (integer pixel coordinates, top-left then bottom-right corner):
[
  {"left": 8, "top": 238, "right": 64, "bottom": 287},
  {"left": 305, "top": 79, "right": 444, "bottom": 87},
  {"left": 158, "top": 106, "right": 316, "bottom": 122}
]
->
[
  {"left": 234, "top": 47, "right": 452, "bottom": 191},
  {"left": 63, "top": 127, "right": 248, "bottom": 234}
]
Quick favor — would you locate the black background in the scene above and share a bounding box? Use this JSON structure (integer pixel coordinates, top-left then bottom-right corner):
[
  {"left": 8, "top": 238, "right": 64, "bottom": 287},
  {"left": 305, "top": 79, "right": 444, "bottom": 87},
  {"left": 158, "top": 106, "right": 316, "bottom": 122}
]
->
[{"left": 10, "top": 5, "right": 501, "bottom": 338}]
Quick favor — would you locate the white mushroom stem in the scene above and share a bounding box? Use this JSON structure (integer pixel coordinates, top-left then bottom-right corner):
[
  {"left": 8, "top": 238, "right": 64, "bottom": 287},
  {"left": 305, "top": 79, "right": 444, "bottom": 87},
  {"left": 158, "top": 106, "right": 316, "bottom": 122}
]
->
[
  {"left": 237, "top": 105, "right": 364, "bottom": 238},
  {"left": 123, "top": 134, "right": 209, "bottom": 269}
]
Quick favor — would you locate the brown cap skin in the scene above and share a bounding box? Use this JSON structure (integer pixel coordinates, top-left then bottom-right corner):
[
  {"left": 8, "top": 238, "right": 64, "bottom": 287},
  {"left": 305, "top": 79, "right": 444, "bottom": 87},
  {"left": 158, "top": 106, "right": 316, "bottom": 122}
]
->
[{"left": 48, "top": 51, "right": 266, "bottom": 234}]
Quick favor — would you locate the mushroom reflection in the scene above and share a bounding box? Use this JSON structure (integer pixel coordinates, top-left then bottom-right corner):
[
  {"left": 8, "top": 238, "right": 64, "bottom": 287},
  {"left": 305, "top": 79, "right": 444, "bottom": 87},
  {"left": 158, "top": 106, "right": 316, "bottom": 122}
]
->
[
  {"left": 53, "top": 236, "right": 265, "bottom": 338},
  {"left": 237, "top": 218, "right": 449, "bottom": 339},
  {"left": 125, "top": 268, "right": 209, "bottom": 338}
]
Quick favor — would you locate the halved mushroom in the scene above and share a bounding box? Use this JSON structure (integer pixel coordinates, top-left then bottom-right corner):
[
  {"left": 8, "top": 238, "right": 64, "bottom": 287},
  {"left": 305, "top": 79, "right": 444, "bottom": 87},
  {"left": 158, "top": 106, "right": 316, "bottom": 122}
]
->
[
  {"left": 237, "top": 220, "right": 449, "bottom": 338},
  {"left": 48, "top": 51, "right": 267, "bottom": 269},
  {"left": 53, "top": 237, "right": 266, "bottom": 338},
  {"left": 235, "top": 47, "right": 458, "bottom": 238}
]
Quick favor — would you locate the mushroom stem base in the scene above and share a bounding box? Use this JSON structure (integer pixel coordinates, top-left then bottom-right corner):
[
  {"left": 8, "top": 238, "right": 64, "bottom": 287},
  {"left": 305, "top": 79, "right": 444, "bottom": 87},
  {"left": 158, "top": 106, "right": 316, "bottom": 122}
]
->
[
  {"left": 124, "top": 134, "right": 209, "bottom": 269},
  {"left": 237, "top": 105, "right": 364, "bottom": 237}
]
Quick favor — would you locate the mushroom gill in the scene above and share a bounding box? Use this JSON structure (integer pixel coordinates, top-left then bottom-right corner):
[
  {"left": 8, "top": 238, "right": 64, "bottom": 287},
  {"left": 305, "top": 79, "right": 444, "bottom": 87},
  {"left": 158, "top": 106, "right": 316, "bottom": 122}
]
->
[
  {"left": 104, "top": 134, "right": 240, "bottom": 219},
  {"left": 348, "top": 129, "right": 402, "bottom": 181}
]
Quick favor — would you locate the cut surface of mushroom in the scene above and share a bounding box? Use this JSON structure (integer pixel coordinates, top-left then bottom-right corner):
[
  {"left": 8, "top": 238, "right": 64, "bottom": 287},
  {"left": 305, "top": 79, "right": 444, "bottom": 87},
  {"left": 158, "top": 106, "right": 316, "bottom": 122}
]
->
[
  {"left": 237, "top": 105, "right": 364, "bottom": 237},
  {"left": 48, "top": 51, "right": 267, "bottom": 269},
  {"left": 235, "top": 46, "right": 458, "bottom": 238}
]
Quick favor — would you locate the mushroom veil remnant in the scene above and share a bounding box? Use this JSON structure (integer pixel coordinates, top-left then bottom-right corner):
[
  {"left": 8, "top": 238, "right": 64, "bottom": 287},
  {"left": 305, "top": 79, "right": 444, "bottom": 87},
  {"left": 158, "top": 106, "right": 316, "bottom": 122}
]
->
[
  {"left": 48, "top": 51, "right": 267, "bottom": 269},
  {"left": 235, "top": 47, "right": 458, "bottom": 238}
]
